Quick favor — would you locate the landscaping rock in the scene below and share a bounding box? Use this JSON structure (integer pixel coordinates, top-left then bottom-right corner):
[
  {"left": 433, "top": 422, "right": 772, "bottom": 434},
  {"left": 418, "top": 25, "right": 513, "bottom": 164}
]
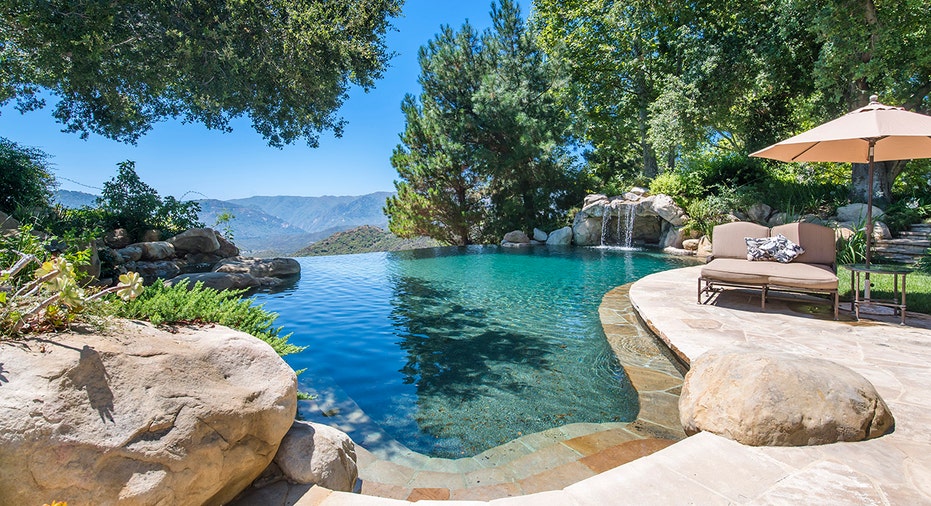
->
[
  {"left": 584, "top": 194, "right": 608, "bottom": 206},
  {"left": 179, "top": 252, "right": 224, "bottom": 273},
  {"left": 837, "top": 203, "right": 884, "bottom": 223},
  {"left": 168, "top": 228, "right": 220, "bottom": 254},
  {"left": 679, "top": 348, "right": 894, "bottom": 446},
  {"left": 104, "top": 228, "right": 131, "bottom": 249},
  {"left": 682, "top": 238, "right": 700, "bottom": 251},
  {"left": 273, "top": 421, "right": 358, "bottom": 492},
  {"left": 503, "top": 230, "right": 530, "bottom": 244},
  {"left": 748, "top": 202, "right": 773, "bottom": 223},
  {"left": 168, "top": 272, "right": 260, "bottom": 291},
  {"left": 647, "top": 194, "right": 688, "bottom": 226},
  {"left": 768, "top": 212, "right": 788, "bottom": 226},
  {"left": 141, "top": 229, "right": 161, "bottom": 242},
  {"left": 533, "top": 228, "right": 548, "bottom": 242},
  {"left": 0, "top": 210, "right": 19, "bottom": 230},
  {"left": 117, "top": 244, "right": 144, "bottom": 262},
  {"left": 0, "top": 322, "right": 297, "bottom": 506},
  {"left": 214, "top": 257, "right": 300, "bottom": 278},
  {"left": 216, "top": 232, "right": 240, "bottom": 258},
  {"left": 572, "top": 212, "right": 603, "bottom": 246},
  {"left": 126, "top": 260, "right": 182, "bottom": 282},
  {"left": 546, "top": 226, "right": 573, "bottom": 246},
  {"left": 696, "top": 236, "right": 713, "bottom": 257},
  {"left": 139, "top": 241, "right": 175, "bottom": 261}
]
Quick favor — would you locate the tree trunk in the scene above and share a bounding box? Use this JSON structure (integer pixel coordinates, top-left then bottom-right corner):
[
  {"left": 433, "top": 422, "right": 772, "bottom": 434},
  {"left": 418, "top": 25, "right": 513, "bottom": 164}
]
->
[{"left": 849, "top": 160, "right": 904, "bottom": 208}]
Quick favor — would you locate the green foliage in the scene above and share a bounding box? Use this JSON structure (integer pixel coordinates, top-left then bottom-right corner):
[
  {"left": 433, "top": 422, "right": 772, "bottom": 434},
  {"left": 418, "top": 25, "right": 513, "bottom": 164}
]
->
[
  {"left": 1, "top": 0, "right": 403, "bottom": 146},
  {"left": 214, "top": 211, "right": 236, "bottom": 242},
  {"left": 119, "top": 280, "right": 304, "bottom": 357},
  {"left": 387, "top": 0, "right": 581, "bottom": 245},
  {"left": 0, "top": 138, "right": 56, "bottom": 218},
  {"left": 1, "top": 245, "right": 143, "bottom": 337},
  {"left": 96, "top": 161, "right": 202, "bottom": 240},
  {"left": 879, "top": 197, "right": 931, "bottom": 235},
  {"left": 836, "top": 226, "right": 866, "bottom": 266}
]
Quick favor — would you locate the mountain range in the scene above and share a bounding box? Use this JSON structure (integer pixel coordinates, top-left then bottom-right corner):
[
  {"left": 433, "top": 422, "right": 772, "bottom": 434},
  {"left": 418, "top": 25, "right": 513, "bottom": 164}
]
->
[{"left": 53, "top": 190, "right": 394, "bottom": 256}]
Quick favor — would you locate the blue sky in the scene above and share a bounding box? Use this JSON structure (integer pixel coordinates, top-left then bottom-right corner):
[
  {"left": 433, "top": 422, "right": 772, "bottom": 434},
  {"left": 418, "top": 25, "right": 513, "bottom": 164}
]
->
[{"left": 0, "top": 1, "right": 531, "bottom": 201}]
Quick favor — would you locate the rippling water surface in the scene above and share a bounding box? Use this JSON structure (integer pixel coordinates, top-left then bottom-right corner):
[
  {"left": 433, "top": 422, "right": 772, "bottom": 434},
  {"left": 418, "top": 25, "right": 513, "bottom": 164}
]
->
[{"left": 250, "top": 246, "right": 692, "bottom": 457}]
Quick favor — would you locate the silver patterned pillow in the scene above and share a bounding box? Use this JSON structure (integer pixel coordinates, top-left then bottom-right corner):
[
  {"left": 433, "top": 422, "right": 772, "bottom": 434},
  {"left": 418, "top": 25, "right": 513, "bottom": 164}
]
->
[
  {"left": 745, "top": 237, "right": 770, "bottom": 261},
  {"left": 761, "top": 234, "right": 805, "bottom": 263}
]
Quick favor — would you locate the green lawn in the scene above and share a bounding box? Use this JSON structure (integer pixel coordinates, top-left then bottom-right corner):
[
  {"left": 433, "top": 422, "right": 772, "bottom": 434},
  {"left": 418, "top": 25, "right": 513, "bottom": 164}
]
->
[{"left": 838, "top": 267, "right": 931, "bottom": 316}]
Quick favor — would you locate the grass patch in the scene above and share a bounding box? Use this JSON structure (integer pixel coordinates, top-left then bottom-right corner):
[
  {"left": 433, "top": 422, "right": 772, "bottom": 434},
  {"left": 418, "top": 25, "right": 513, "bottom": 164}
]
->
[{"left": 838, "top": 267, "right": 931, "bottom": 316}]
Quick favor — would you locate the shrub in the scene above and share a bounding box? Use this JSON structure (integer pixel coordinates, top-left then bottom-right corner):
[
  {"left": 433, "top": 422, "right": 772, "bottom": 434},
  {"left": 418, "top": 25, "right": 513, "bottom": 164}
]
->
[
  {"left": 649, "top": 172, "right": 689, "bottom": 203},
  {"left": 118, "top": 280, "right": 304, "bottom": 357},
  {"left": 97, "top": 161, "right": 203, "bottom": 240},
  {"left": 0, "top": 138, "right": 56, "bottom": 219}
]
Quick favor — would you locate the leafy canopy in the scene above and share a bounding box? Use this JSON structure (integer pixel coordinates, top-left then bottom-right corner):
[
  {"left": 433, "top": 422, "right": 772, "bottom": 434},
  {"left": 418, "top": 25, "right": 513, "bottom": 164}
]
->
[
  {"left": 386, "top": 0, "right": 580, "bottom": 245},
  {"left": 1, "top": 0, "right": 403, "bottom": 146},
  {"left": 0, "top": 137, "right": 56, "bottom": 217}
]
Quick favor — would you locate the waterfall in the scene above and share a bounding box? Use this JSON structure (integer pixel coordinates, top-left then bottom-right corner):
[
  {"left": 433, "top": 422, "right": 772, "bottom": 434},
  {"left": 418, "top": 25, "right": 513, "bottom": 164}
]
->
[
  {"left": 622, "top": 202, "right": 636, "bottom": 249},
  {"left": 600, "top": 206, "right": 610, "bottom": 246}
]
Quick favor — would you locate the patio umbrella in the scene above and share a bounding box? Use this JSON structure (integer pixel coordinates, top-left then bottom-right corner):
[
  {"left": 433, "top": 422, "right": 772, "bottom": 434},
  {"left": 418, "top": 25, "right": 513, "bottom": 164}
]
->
[{"left": 750, "top": 95, "right": 931, "bottom": 271}]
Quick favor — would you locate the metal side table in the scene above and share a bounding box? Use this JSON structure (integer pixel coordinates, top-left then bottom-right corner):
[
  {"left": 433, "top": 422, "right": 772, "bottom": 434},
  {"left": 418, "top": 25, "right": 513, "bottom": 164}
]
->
[{"left": 843, "top": 263, "right": 910, "bottom": 325}]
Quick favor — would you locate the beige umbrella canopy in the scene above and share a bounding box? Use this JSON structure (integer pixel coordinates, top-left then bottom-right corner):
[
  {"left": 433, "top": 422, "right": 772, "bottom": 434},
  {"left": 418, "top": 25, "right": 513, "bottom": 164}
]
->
[{"left": 751, "top": 95, "right": 931, "bottom": 269}]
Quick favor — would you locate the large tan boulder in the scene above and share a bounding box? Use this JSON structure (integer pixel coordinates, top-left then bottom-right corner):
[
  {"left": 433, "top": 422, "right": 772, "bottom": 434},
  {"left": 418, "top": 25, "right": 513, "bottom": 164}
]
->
[
  {"left": 169, "top": 228, "right": 221, "bottom": 254},
  {"left": 0, "top": 322, "right": 297, "bottom": 505},
  {"left": 273, "top": 421, "right": 358, "bottom": 492},
  {"left": 139, "top": 241, "right": 176, "bottom": 261},
  {"left": 679, "top": 348, "right": 894, "bottom": 446}
]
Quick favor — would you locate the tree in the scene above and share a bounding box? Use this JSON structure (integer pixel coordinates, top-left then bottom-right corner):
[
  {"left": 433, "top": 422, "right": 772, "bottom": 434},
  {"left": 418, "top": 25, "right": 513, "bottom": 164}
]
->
[
  {"left": 1, "top": 0, "right": 402, "bottom": 146},
  {"left": 387, "top": 0, "right": 579, "bottom": 244},
  {"left": 0, "top": 137, "right": 56, "bottom": 217},
  {"left": 796, "top": 0, "right": 931, "bottom": 204},
  {"left": 97, "top": 161, "right": 202, "bottom": 239}
]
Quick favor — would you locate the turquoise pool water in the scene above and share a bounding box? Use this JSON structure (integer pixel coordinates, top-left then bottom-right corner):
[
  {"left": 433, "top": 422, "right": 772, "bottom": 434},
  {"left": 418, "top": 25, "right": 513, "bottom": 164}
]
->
[{"left": 250, "top": 246, "right": 693, "bottom": 458}]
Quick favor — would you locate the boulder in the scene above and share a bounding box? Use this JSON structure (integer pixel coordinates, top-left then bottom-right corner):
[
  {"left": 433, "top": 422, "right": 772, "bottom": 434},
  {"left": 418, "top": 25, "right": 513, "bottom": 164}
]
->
[
  {"left": 214, "top": 257, "right": 301, "bottom": 278},
  {"left": 836, "top": 220, "right": 892, "bottom": 240},
  {"left": 0, "top": 322, "right": 297, "bottom": 505},
  {"left": 168, "top": 272, "right": 260, "bottom": 291},
  {"left": 679, "top": 348, "right": 894, "bottom": 446},
  {"left": 104, "top": 228, "right": 131, "bottom": 249},
  {"left": 583, "top": 193, "right": 608, "bottom": 206},
  {"left": 532, "top": 228, "right": 548, "bottom": 242},
  {"left": 768, "top": 212, "right": 788, "bottom": 227},
  {"left": 682, "top": 238, "right": 700, "bottom": 251},
  {"left": 572, "top": 213, "right": 602, "bottom": 246},
  {"left": 0, "top": 209, "right": 19, "bottom": 230},
  {"left": 274, "top": 421, "right": 358, "bottom": 492},
  {"left": 646, "top": 194, "right": 688, "bottom": 226},
  {"left": 117, "top": 244, "right": 144, "bottom": 262},
  {"left": 696, "top": 236, "right": 713, "bottom": 258},
  {"left": 141, "top": 230, "right": 161, "bottom": 242},
  {"left": 168, "top": 228, "right": 220, "bottom": 254},
  {"left": 660, "top": 225, "right": 686, "bottom": 249},
  {"left": 179, "top": 252, "right": 224, "bottom": 273},
  {"left": 215, "top": 232, "right": 240, "bottom": 258},
  {"left": 836, "top": 203, "right": 884, "bottom": 223},
  {"left": 546, "top": 226, "right": 573, "bottom": 246},
  {"left": 748, "top": 202, "right": 773, "bottom": 223},
  {"left": 139, "top": 241, "right": 175, "bottom": 261},
  {"left": 502, "top": 230, "right": 530, "bottom": 244},
  {"left": 126, "top": 260, "right": 182, "bottom": 282}
]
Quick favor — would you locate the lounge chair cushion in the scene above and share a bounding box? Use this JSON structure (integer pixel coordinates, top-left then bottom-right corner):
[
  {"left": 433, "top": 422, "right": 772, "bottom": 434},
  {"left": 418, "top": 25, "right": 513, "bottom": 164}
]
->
[
  {"left": 712, "top": 222, "right": 771, "bottom": 259},
  {"left": 771, "top": 222, "right": 836, "bottom": 266},
  {"left": 702, "top": 258, "right": 838, "bottom": 290}
]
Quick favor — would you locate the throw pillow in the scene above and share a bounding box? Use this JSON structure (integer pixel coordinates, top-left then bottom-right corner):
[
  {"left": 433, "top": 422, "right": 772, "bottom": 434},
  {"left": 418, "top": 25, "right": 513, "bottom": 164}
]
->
[
  {"left": 767, "top": 234, "right": 806, "bottom": 263},
  {"left": 745, "top": 237, "right": 770, "bottom": 261}
]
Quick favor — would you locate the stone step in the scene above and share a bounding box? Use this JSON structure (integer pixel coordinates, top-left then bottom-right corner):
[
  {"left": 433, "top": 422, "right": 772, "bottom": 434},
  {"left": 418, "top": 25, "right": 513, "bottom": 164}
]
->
[
  {"left": 910, "top": 224, "right": 931, "bottom": 233},
  {"left": 898, "top": 230, "right": 931, "bottom": 238},
  {"left": 873, "top": 253, "right": 922, "bottom": 264},
  {"left": 873, "top": 244, "right": 930, "bottom": 255},
  {"left": 876, "top": 237, "right": 931, "bottom": 247}
]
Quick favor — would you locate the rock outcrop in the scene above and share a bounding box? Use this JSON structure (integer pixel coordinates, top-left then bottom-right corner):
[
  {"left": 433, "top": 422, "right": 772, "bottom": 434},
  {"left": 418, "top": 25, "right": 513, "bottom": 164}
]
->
[
  {"left": 0, "top": 322, "right": 298, "bottom": 505},
  {"left": 214, "top": 257, "right": 301, "bottom": 278},
  {"left": 572, "top": 193, "right": 690, "bottom": 247},
  {"left": 169, "top": 228, "right": 221, "bottom": 254},
  {"left": 679, "top": 348, "right": 894, "bottom": 446},
  {"left": 546, "top": 226, "right": 573, "bottom": 246},
  {"left": 273, "top": 421, "right": 358, "bottom": 492}
]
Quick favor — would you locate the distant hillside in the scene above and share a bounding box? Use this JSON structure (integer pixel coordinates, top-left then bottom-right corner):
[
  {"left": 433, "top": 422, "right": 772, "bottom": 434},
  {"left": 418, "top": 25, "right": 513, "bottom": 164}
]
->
[
  {"left": 54, "top": 190, "right": 98, "bottom": 208},
  {"left": 229, "top": 192, "right": 392, "bottom": 234},
  {"left": 294, "top": 225, "right": 442, "bottom": 257}
]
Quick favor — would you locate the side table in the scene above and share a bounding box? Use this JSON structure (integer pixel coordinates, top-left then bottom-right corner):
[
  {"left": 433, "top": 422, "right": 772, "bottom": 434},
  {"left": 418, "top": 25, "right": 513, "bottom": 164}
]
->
[{"left": 842, "top": 263, "right": 910, "bottom": 325}]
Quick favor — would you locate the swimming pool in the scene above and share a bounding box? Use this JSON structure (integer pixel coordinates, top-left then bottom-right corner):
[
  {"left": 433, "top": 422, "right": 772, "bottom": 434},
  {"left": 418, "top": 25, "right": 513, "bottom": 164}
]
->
[{"left": 250, "top": 246, "right": 694, "bottom": 458}]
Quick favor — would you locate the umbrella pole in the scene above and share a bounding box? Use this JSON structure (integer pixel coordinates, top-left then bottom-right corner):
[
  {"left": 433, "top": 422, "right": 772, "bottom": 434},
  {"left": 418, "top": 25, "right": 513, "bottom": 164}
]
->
[{"left": 864, "top": 141, "right": 875, "bottom": 300}]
